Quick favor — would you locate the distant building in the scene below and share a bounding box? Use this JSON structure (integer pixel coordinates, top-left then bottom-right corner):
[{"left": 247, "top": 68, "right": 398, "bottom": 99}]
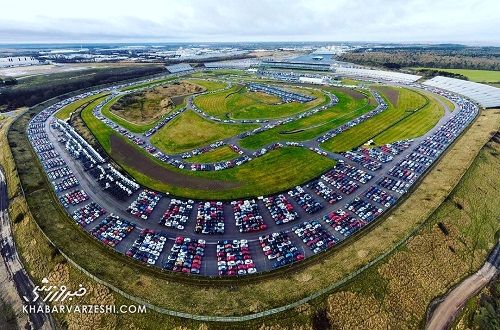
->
[
  {"left": 0, "top": 56, "right": 40, "bottom": 68},
  {"left": 298, "top": 77, "right": 325, "bottom": 85},
  {"left": 165, "top": 63, "right": 194, "bottom": 73}
]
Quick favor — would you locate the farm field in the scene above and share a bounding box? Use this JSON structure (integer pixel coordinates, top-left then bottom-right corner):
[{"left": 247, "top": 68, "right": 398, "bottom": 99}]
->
[
  {"left": 149, "top": 110, "right": 258, "bottom": 154},
  {"left": 240, "top": 87, "right": 376, "bottom": 149},
  {"left": 321, "top": 86, "right": 444, "bottom": 152},
  {"left": 187, "top": 145, "right": 239, "bottom": 163},
  {"left": 193, "top": 83, "right": 328, "bottom": 119}
]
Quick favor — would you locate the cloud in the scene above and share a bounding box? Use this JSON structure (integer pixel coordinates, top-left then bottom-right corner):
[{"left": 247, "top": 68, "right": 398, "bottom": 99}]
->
[{"left": 0, "top": 0, "right": 498, "bottom": 44}]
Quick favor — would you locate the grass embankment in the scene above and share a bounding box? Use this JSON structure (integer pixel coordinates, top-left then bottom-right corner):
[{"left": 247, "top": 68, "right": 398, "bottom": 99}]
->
[
  {"left": 1, "top": 110, "right": 201, "bottom": 329},
  {"left": 325, "top": 129, "right": 500, "bottom": 329},
  {"left": 193, "top": 83, "right": 328, "bottom": 120},
  {"left": 150, "top": 110, "right": 258, "bottom": 154},
  {"left": 109, "top": 81, "right": 203, "bottom": 126},
  {"left": 188, "top": 145, "right": 239, "bottom": 163},
  {"left": 54, "top": 92, "right": 109, "bottom": 120},
  {"left": 10, "top": 88, "right": 499, "bottom": 321},
  {"left": 321, "top": 86, "right": 444, "bottom": 152},
  {"left": 240, "top": 87, "right": 376, "bottom": 150}
]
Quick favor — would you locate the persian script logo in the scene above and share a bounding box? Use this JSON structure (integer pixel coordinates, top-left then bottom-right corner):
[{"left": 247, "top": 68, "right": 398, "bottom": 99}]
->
[{"left": 23, "top": 277, "right": 87, "bottom": 303}]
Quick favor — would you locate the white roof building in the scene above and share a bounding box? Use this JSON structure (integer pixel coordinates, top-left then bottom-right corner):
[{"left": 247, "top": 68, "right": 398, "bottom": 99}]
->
[
  {"left": 334, "top": 67, "right": 422, "bottom": 83},
  {"left": 423, "top": 76, "right": 500, "bottom": 108}
]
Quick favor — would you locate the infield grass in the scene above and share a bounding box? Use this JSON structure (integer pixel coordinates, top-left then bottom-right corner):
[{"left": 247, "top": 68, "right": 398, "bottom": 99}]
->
[
  {"left": 188, "top": 145, "right": 239, "bottom": 163},
  {"left": 55, "top": 92, "right": 109, "bottom": 120},
  {"left": 150, "top": 110, "right": 258, "bottom": 154},
  {"left": 194, "top": 83, "right": 328, "bottom": 120},
  {"left": 321, "top": 86, "right": 443, "bottom": 152},
  {"left": 240, "top": 87, "right": 376, "bottom": 149}
]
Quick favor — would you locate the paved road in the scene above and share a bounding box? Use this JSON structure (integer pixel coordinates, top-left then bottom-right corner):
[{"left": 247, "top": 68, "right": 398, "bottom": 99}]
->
[
  {"left": 426, "top": 241, "right": 500, "bottom": 330},
  {"left": 0, "top": 169, "right": 54, "bottom": 329}
]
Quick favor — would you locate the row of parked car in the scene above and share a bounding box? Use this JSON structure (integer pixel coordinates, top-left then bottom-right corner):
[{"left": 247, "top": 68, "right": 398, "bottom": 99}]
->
[
  {"left": 126, "top": 229, "right": 168, "bottom": 265},
  {"left": 127, "top": 190, "right": 162, "bottom": 220},
  {"left": 43, "top": 157, "right": 66, "bottom": 170},
  {"left": 247, "top": 83, "right": 315, "bottom": 103},
  {"left": 217, "top": 240, "right": 257, "bottom": 276},
  {"left": 163, "top": 236, "right": 206, "bottom": 274},
  {"left": 323, "top": 209, "right": 365, "bottom": 238},
  {"left": 232, "top": 199, "right": 267, "bottom": 233},
  {"left": 259, "top": 232, "right": 304, "bottom": 268},
  {"left": 288, "top": 186, "right": 323, "bottom": 214},
  {"left": 71, "top": 202, "right": 107, "bottom": 227},
  {"left": 195, "top": 201, "right": 225, "bottom": 234},
  {"left": 262, "top": 194, "right": 299, "bottom": 225},
  {"left": 59, "top": 189, "right": 89, "bottom": 207},
  {"left": 160, "top": 199, "right": 194, "bottom": 230},
  {"left": 307, "top": 180, "right": 343, "bottom": 205},
  {"left": 53, "top": 175, "right": 80, "bottom": 192},
  {"left": 317, "top": 91, "right": 387, "bottom": 143},
  {"left": 47, "top": 166, "right": 73, "bottom": 180},
  {"left": 292, "top": 220, "right": 337, "bottom": 254},
  {"left": 90, "top": 215, "right": 136, "bottom": 248}
]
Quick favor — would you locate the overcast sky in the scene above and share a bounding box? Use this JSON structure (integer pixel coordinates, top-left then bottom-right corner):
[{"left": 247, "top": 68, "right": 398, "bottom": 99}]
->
[{"left": 1, "top": 0, "right": 499, "bottom": 45}]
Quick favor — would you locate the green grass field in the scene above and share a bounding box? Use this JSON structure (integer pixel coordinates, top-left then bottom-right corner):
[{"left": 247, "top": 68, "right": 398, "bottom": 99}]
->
[
  {"left": 321, "top": 86, "right": 444, "bottom": 152},
  {"left": 120, "top": 76, "right": 178, "bottom": 92},
  {"left": 149, "top": 110, "right": 257, "bottom": 154},
  {"left": 185, "top": 79, "right": 227, "bottom": 91},
  {"left": 414, "top": 68, "right": 500, "bottom": 83},
  {"left": 80, "top": 98, "right": 335, "bottom": 199},
  {"left": 55, "top": 92, "right": 109, "bottom": 120},
  {"left": 119, "top": 144, "right": 336, "bottom": 199},
  {"left": 193, "top": 83, "right": 328, "bottom": 120},
  {"left": 188, "top": 145, "right": 239, "bottom": 163},
  {"left": 239, "top": 87, "right": 376, "bottom": 149}
]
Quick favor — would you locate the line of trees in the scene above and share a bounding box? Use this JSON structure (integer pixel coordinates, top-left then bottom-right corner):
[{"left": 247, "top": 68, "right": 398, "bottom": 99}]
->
[
  {"left": 0, "top": 65, "right": 165, "bottom": 112},
  {"left": 338, "top": 50, "right": 500, "bottom": 70}
]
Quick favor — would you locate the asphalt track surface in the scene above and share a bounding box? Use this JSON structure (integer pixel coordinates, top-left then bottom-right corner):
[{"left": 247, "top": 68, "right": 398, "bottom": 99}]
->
[
  {"left": 31, "top": 77, "right": 463, "bottom": 277},
  {"left": 0, "top": 169, "right": 54, "bottom": 329}
]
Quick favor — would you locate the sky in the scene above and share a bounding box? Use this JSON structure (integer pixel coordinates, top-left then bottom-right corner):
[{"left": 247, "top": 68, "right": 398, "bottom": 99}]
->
[{"left": 0, "top": 0, "right": 499, "bottom": 45}]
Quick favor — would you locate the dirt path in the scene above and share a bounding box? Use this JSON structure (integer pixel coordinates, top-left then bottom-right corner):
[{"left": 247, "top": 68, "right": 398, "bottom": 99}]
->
[
  {"left": 426, "top": 242, "right": 500, "bottom": 330},
  {"left": 0, "top": 169, "right": 55, "bottom": 330}
]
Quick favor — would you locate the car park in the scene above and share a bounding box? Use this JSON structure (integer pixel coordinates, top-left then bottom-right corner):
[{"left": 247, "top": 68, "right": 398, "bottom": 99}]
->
[
  {"left": 288, "top": 186, "right": 323, "bottom": 214},
  {"left": 127, "top": 190, "right": 162, "bottom": 220},
  {"left": 195, "top": 201, "right": 225, "bottom": 234},
  {"left": 259, "top": 232, "right": 304, "bottom": 268},
  {"left": 160, "top": 199, "right": 194, "bottom": 230},
  {"left": 232, "top": 199, "right": 267, "bottom": 233},
  {"left": 262, "top": 194, "right": 299, "bottom": 225},
  {"left": 126, "top": 229, "right": 167, "bottom": 265},
  {"left": 90, "top": 214, "right": 136, "bottom": 248},
  {"left": 292, "top": 220, "right": 337, "bottom": 254},
  {"left": 216, "top": 240, "right": 256, "bottom": 276},
  {"left": 71, "top": 201, "right": 106, "bottom": 227},
  {"left": 163, "top": 236, "right": 205, "bottom": 274}
]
